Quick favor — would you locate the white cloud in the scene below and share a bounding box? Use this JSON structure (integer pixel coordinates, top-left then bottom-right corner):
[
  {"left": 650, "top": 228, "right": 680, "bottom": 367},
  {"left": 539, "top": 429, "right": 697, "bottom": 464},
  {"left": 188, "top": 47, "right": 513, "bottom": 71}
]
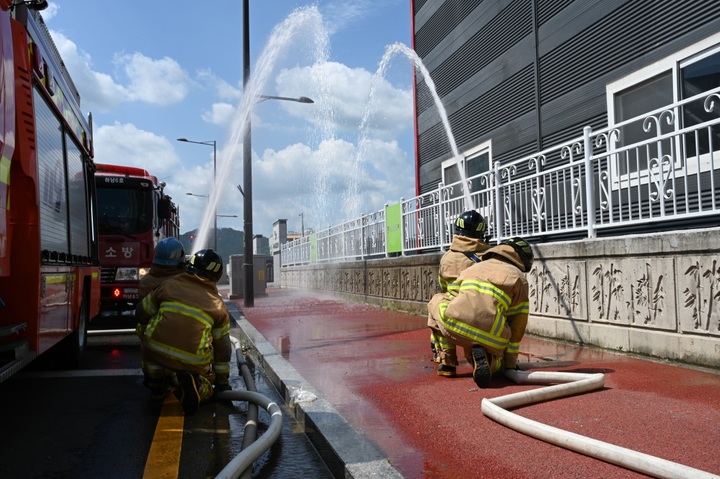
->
[
  {"left": 262, "top": 61, "right": 413, "bottom": 137},
  {"left": 201, "top": 102, "right": 237, "bottom": 125},
  {"left": 50, "top": 31, "right": 192, "bottom": 113},
  {"left": 51, "top": 31, "right": 128, "bottom": 113},
  {"left": 94, "top": 123, "right": 184, "bottom": 180},
  {"left": 114, "top": 53, "right": 191, "bottom": 105},
  {"left": 44, "top": 0, "right": 415, "bottom": 239},
  {"left": 41, "top": 2, "right": 59, "bottom": 20}
]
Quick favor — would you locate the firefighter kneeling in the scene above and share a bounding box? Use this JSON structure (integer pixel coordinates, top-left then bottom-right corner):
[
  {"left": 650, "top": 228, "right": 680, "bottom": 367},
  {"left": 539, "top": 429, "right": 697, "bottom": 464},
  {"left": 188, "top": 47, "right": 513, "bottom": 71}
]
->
[
  {"left": 136, "top": 249, "right": 232, "bottom": 415},
  {"left": 427, "top": 237, "right": 533, "bottom": 388}
]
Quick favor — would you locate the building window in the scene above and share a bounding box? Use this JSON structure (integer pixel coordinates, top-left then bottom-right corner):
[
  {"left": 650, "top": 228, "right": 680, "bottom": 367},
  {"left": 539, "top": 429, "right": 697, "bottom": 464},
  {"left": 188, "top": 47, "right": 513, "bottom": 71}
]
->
[
  {"left": 681, "top": 48, "right": 720, "bottom": 158},
  {"left": 442, "top": 143, "right": 491, "bottom": 195},
  {"left": 441, "top": 141, "right": 493, "bottom": 222},
  {"left": 607, "top": 33, "right": 720, "bottom": 186}
]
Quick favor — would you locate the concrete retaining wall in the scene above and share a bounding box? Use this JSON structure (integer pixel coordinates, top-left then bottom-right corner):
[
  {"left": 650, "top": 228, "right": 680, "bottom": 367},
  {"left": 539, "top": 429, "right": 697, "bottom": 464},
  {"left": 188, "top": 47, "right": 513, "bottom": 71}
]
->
[{"left": 280, "top": 228, "right": 720, "bottom": 369}]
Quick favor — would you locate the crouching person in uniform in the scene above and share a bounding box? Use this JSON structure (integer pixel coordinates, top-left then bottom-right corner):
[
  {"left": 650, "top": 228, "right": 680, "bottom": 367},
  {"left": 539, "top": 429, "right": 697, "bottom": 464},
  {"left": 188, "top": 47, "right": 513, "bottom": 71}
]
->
[
  {"left": 427, "top": 237, "right": 533, "bottom": 388},
  {"left": 136, "top": 237, "right": 187, "bottom": 344},
  {"left": 139, "top": 237, "right": 187, "bottom": 299},
  {"left": 434, "top": 210, "right": 491, "bottom": 376},
  {"left": 135, "top": 249, "right": 232, "bottom": 414}
]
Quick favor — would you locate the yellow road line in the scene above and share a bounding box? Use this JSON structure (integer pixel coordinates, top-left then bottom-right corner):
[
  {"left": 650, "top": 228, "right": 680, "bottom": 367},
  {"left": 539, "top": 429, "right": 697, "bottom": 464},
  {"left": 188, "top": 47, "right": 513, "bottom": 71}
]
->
[{"left": 143, "top": 395, "right": 184, "bottom": 479}]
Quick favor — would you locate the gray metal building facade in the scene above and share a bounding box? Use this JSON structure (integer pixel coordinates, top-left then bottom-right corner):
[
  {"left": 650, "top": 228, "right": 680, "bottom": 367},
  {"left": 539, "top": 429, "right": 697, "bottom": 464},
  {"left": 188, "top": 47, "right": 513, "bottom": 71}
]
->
[{"left": 413, "top": 0, "right": 720, "bottom": 197}]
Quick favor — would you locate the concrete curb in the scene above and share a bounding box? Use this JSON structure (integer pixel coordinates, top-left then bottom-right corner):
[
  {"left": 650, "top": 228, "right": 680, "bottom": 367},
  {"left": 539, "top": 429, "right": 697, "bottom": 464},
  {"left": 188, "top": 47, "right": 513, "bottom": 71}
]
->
[{"left": 226, "top": 305, "right": 403, "bottom": 479}]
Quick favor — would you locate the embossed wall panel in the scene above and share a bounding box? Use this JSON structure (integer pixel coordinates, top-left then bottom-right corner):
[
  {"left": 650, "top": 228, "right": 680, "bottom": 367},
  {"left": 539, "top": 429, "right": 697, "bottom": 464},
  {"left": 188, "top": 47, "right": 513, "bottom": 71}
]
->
[
  {"left": 422, "top": 265, "right": 441, "bottom": 302},
  {"left": 383, "top": 268, "right": 401, "bottom": 299},
  {"left": 401, "top": 267, "right": 423, "bottom": 302},
  {"left": 529, "top": 261, "right": 587, "bottom": 321},
  {"left": 677, "top": 255, "right": 720, "bottom": 337},
  {"left": 368, "top": 268, "right": 382, "bottom": 297}
]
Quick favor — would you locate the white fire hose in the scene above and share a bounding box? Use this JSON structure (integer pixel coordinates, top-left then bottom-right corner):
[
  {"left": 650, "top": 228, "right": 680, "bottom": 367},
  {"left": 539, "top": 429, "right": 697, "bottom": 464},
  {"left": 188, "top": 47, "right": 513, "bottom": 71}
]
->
[{"left": 481, "top": 369, "right": 719, "bottom": 479}]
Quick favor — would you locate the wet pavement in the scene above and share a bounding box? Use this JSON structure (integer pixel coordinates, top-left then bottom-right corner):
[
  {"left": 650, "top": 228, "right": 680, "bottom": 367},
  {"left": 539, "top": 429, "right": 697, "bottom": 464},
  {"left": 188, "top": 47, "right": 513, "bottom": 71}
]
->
[{"left": 225, "top": 287, "right": 720, "bottom": 479}]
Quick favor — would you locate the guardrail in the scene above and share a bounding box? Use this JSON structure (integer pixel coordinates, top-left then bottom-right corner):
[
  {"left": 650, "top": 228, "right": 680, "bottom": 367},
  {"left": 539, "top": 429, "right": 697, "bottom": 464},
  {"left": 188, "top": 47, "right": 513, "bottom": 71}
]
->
[{"left": 282, "top": 86, "right": 720, "bottom": 266}]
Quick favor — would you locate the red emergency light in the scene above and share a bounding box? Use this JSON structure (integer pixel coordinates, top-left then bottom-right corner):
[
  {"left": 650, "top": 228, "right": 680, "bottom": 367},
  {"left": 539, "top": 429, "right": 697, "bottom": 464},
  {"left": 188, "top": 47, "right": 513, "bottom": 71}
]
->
[{"left": 113, "top": 288, "right": 122, "bottom": 298}]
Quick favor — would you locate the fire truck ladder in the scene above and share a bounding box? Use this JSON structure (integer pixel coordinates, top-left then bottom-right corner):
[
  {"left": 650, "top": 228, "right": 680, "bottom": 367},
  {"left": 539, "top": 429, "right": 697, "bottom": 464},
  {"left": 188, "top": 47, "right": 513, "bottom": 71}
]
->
[{"left": 0, "top": 322, "right": 36, "bottom": 384}]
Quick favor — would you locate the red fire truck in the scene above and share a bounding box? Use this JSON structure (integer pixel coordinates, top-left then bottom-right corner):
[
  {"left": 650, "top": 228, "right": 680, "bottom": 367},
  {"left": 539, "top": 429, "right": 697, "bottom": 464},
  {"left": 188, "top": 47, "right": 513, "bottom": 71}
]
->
[
  {"left": 95, "top": 164, "right": 180, "bottom": 315},
  {"left": 0, "top": 0, "right": 101, "bottom": 382}
]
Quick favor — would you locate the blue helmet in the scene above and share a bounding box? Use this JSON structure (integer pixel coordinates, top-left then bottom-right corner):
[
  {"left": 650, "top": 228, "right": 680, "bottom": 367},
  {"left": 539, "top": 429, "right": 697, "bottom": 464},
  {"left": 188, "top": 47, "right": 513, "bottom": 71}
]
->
[{"left": 153, "top": 237, "right": 186, "bottom": 266}]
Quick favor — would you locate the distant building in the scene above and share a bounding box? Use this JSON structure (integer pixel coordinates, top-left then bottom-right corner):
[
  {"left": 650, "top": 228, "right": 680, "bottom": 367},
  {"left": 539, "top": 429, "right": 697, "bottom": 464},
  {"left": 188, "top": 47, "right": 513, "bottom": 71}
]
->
[{"left": 253, "top": 234, "right": 270, "bottom": 255}]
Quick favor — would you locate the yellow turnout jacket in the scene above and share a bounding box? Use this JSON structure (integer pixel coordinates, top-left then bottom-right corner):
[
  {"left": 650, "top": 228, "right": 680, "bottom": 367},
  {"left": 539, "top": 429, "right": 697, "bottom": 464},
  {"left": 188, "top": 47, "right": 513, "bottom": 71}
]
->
[
  {"left": 138, "top": 264, "right": 186, "bottom": 299},
  {"left": 430, "top": 244, "right": 530, "bottom": 368},
  {"left": 438, "top": 234, "right": 490, "bottom": 292},
  {"left": 136, "top": 272, "right": 232, "bottom": 385}
]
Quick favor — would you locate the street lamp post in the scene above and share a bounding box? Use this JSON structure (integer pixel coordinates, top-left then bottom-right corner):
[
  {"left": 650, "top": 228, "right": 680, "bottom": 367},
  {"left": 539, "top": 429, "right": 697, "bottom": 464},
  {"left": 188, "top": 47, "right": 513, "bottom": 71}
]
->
[
  {"left": 299, "top": 212, "right": 304, "bottom": 237},
  {"left": 178, "top": 138, "right": 217, "bottom": 252},
  {"left": 243, "top": 0, "right": 253, "bottom": 307},
  {"left": 242, "top": 0, "right": 314, "bottom": 307}
]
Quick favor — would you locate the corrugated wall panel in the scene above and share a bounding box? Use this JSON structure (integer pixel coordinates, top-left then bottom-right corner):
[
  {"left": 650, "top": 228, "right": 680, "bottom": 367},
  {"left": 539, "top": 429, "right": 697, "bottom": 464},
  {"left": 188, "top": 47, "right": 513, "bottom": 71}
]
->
[
  {"left": 414, "top": 0, "right": 720, "bottom": 195},
  {"left": 414, "top": 0, "right": 484, "bottom": 58},
  {"left": 540, "top": 1, "right": 720, "bottom": 104},
  {"left": 536, "top": 0, "right": 574, "bottom": 26},
  {"left": 418, "top": 66, "right": 535, "bottom": 165},
  {"left": 416, "top": 0, "right": 531, "bottom": 115}
]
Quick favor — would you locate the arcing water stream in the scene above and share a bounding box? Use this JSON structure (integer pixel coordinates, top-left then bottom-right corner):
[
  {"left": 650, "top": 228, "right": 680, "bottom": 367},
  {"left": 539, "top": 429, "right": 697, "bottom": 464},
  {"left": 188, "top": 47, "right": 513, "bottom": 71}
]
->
[{"left": 183, "top": 6, "right": 719, "bottom": 478}]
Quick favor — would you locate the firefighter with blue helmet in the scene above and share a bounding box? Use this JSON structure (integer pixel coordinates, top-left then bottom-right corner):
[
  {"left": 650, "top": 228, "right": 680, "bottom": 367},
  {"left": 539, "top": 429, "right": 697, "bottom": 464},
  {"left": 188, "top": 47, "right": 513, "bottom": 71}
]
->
[
  {"left": 136, "top": 248, "right": 232, "bottom": 414},
  {"left": 432, "top": 210, "right": 491, "bottom": 376},
  {"left": 138, "top": 237, "right": 187, "bottom": 299},
  {"left": 428, "top": 237, "right": 533, "bottom": 388}
]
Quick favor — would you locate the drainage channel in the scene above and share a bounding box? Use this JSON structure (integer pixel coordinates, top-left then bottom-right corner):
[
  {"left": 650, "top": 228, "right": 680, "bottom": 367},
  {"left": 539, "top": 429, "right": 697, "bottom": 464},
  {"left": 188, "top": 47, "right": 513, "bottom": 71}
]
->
[{"left": 210, "top": 340, "right": 334, "bottom": 479}]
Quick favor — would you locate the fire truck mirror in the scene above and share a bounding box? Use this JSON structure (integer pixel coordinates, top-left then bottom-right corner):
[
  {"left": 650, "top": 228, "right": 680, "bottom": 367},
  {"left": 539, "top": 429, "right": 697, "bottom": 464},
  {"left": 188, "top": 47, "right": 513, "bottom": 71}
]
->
[{"left": 158, "top": 198, "right": 172, "bottom": 219}]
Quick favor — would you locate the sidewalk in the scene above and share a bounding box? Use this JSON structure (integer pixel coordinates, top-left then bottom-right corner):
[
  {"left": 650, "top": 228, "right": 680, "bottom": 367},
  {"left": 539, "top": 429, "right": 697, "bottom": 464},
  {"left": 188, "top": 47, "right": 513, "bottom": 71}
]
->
[{"left": 225, "top": 287, "right": 720, "bottom": 479}]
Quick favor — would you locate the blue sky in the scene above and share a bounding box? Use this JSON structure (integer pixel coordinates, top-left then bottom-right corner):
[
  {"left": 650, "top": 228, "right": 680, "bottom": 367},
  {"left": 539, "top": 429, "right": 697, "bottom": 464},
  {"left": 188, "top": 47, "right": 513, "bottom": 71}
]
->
[{"left": 43, "top": 1, "right": 415, "bottom": 239}]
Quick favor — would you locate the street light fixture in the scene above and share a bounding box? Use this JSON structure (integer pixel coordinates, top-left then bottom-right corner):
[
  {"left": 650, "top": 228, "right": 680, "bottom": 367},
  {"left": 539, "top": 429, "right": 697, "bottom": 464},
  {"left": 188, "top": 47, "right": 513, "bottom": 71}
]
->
[
  {"left": 178, "top": 138, "right": 217, "bottom": 252},
  {"left": 257, "top": 95, "right": 314, "bottom": 104},
  {"left": 243, "top": 0, "right": 314, "bottom": 307}
]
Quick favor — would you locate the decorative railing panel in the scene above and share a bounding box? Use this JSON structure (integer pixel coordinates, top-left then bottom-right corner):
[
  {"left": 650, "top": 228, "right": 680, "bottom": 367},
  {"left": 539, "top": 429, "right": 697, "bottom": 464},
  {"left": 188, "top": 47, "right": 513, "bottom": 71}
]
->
[{"left": 282, "top": 87, "right": 720, "bottom": 266}]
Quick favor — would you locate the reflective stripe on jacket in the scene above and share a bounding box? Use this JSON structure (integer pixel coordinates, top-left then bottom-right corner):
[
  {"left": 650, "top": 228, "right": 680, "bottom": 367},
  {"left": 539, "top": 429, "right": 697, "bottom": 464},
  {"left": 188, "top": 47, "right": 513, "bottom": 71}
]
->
[
  {"left": 438, "top": 235, "right": 490, "bottom": 292},
  {"left": 138, "top": 264, "right": 186, "bottom": 299},
  {"left": 432, "top": 245, "right": 529, "bottom": 368},
  {"left": 136, "top": 273, "right": 232, "bottom": 383}
]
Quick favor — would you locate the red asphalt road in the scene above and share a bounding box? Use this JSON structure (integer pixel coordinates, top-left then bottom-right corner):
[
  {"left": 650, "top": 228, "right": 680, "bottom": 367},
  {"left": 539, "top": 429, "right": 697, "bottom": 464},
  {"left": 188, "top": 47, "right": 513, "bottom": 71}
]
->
[{"left": 231, "top": 288, "right": 720, "bottom": 479}]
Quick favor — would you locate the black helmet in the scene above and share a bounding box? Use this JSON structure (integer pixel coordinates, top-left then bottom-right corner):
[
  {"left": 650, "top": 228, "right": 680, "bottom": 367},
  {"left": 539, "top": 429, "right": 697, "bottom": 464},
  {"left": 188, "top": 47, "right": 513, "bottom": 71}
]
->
[
  {"left": 454, "top": 210, "right": 486, "bottom": 239},
  {"left": 187, "top": 249, "right": 223, "bottom": 282},
  {"left": 501, "top": 237, "right": 534, "bottom": 272}
]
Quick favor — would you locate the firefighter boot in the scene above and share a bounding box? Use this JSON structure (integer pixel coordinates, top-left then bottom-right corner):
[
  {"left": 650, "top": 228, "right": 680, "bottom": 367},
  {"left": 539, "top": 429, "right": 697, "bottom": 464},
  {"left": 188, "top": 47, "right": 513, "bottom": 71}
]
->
[
  {"left": 430, "top": 332, "right": 440, "bottom": 363},
  {"left": 437, "top": 364, "right": 457, "bottom": 377},
  {"left": 471, "top": 346, "right": 492, "bottom": 388},
  {"left": 175, "top": 372, "right": 201, "bottom": 415}
]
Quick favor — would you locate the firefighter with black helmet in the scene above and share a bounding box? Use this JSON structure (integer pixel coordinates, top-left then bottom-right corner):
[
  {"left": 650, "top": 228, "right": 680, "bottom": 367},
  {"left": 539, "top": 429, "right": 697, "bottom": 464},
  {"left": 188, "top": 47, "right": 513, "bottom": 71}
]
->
[
  {"left": 427, "top": 237, "right": 533, "bottom": 388},
  {"left": 135, "top": 248, "right": 233, "bottom": 414},
  {"left": 432, "top": 210, "right": 491, "bottom": 376}
]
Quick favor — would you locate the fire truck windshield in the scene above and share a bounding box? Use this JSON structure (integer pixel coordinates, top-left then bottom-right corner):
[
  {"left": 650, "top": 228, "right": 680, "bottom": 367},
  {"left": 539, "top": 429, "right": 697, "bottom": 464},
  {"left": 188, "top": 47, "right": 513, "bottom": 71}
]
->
[{"left": 97, "top": 187, "right": 153, "bottom": 235}]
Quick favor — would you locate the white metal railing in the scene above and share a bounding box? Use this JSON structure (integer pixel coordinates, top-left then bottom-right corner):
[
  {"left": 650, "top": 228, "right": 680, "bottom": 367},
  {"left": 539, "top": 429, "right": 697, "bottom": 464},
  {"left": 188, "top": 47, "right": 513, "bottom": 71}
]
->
[{"left": 281, "top": 87, "right": 720, "bottom": 266}]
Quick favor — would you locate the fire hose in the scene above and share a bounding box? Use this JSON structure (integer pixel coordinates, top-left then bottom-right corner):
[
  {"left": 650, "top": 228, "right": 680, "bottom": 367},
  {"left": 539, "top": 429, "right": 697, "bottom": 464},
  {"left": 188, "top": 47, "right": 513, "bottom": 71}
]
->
[
  {"left": 214, "top": 339, "right": 282, "bottom": 479},
  {"left": 482, "top": 369, "right": 719, "bottom": 479}
]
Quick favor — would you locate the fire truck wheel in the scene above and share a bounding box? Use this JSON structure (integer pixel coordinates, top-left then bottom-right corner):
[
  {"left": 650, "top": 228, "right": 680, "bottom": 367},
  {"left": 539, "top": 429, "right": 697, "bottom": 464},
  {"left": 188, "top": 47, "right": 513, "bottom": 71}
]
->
[{"left": 62, "top": 295, "right": 89, "bottom": 368}]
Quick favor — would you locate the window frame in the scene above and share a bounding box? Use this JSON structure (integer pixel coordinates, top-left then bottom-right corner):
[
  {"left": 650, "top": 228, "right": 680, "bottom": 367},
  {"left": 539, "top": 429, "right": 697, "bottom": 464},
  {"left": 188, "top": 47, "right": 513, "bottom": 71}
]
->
[{"left": 606, "top": 32, "right": 720, "bottom": 190}]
